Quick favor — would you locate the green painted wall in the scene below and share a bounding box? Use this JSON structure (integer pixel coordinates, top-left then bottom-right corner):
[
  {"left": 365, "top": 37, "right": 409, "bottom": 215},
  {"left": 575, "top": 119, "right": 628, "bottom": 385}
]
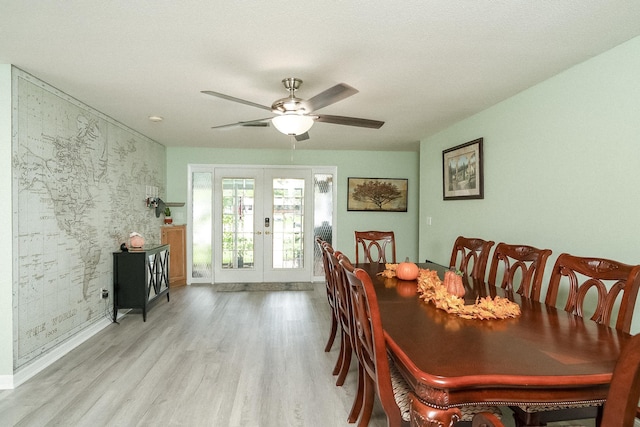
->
[
  {"left": 419, "top": 36, "right": 640, "bottom": 333},
  {"left": 0, "top": 65, "right": 13, "bottom": 381},
  {"left": 166, "top": 147, "right": 420, "bottom": 263}
]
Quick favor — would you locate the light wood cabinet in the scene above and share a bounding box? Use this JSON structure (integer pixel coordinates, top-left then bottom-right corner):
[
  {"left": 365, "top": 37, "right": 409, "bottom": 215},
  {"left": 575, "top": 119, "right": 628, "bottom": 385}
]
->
[{"left": 162, "top": 225, "right": 187, "bottom": 286}]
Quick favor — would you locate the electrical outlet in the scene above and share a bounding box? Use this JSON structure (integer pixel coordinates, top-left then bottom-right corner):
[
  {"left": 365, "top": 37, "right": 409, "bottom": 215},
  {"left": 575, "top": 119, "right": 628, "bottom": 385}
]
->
[{"left": 101, "top": 288, "right": 109, "bottom": 299}]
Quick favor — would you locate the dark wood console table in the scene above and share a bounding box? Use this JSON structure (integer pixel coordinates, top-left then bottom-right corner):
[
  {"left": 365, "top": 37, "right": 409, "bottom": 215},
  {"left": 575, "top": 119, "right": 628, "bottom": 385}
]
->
[{"left": 113, "top": 244, "right": 170, "bottom": 321}]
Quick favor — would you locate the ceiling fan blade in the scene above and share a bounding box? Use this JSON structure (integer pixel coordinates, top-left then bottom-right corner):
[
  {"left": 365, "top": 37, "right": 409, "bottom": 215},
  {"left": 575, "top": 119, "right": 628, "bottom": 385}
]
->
[
  {"left": 211, "top": 118, "right": 272, "bottom": 129},
  {"left": 305, "top": 83, "right": 359, "bottom": 112},
  {"left": 315, "top": 114, "right": 384, "bottom": 129},
  {"left": 201, "top": 90, "right": 272, "bottom": 112},
  {"left": 295, "top": 132, "right": 310, "bottom": 142}
]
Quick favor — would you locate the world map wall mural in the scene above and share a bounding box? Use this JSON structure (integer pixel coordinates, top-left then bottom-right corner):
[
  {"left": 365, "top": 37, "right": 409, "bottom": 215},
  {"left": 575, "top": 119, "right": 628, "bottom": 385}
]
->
[{"left": 11, "top": 68, "right": 166, "bottom": 368}]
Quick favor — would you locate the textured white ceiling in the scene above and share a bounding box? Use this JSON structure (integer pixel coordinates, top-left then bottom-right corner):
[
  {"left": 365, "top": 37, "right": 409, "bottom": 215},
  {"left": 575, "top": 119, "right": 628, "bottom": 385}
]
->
[{"left": 1, "top": 1, "right": 640, "bottom": 151}]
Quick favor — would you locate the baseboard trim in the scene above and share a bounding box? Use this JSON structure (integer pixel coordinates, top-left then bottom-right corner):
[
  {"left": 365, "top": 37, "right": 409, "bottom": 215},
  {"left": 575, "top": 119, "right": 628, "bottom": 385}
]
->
[
  {"left": 7, "top": 311, "right": 127, "bottom": 389},
  {"left": 0, "top": 375, "right": 13, "bottom": 389}
]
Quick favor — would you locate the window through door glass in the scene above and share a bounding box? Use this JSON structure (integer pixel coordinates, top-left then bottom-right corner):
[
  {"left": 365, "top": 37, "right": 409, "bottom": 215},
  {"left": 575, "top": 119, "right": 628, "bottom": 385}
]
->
[
  {"left": 272, "top": 178, "right": 304, "bottom": 269},
  {"left": 313, "top": 173, "right": 333, "bottom": 276},
  {"left": 221, "top": 178, "right": 255, "bottom": 269},
  {"left": 192, "top": 172, "right": 212, "bottom": 280}
]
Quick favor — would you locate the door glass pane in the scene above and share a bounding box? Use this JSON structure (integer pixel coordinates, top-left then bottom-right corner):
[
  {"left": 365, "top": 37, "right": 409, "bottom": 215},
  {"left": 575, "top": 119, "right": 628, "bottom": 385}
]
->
[
  {"left": 192, "top": 172, "right": 212, "bottom": 279},
  {"left": 272, "top": 178, "right": 304, "bottom": 269},
  {"left": 313, "top": 174, "right": 333, "bottom": 276},
  {"left": 221, "top": 178, "right": 255, "bottom": 269}
]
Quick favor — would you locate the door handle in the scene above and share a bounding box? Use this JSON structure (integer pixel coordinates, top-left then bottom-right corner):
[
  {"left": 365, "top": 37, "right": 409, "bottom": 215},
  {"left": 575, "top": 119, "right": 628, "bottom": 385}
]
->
[
  {"left": 255, "top": 231, "right": 262, "bottom": 235},
  {"left": 265, "top": 231, "right": 271, "bottom": 235}
]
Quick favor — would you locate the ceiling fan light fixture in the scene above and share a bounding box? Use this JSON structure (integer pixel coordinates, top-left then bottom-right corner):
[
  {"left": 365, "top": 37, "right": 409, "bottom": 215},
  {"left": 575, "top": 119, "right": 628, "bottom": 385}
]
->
[
  {"left": 272, "top": 114, "right": 314, "bottom": 136},
  {"left": 203, "top": 78, "right": 383, "bottom": 138}
]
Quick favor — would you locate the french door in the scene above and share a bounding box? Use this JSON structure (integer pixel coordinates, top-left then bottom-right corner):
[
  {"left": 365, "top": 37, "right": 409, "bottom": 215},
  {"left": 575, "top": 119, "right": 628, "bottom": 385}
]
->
[{"left": 189, "top": 165, "right": 334, "bottom": 283}]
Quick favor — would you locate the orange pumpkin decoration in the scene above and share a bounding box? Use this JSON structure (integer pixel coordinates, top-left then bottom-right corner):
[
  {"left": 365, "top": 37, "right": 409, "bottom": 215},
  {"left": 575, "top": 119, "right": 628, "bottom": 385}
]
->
[
  {"left": 396, "top": 258, "right": 419, "bottom": 281},
  {"left": 444, "top": 270, "right": 465, "bottom": 298}
]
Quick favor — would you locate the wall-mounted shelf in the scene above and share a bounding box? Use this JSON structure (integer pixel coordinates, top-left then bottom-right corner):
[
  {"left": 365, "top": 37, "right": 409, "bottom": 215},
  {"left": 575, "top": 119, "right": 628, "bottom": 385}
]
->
[{"left": 147, "top": 198, "right": 185, "bottom": 217}]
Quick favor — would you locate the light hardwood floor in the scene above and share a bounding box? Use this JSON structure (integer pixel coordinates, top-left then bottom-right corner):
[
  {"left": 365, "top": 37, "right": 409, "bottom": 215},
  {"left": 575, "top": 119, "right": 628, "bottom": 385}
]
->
[
  {"left": 0, "top": 285, "right": 391, "bottom": 427},
  {"left": 0, "top": 285, "right": 594, "bottom": 427}
]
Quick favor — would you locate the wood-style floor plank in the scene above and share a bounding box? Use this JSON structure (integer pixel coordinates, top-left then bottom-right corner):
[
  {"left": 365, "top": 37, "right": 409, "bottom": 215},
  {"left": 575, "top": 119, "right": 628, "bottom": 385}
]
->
[
  {"left": 0, "top": 285, "right": 390, "bottom": 427},
  {"left": 0, "top": 284, "right": 595, "bottom": 427}
]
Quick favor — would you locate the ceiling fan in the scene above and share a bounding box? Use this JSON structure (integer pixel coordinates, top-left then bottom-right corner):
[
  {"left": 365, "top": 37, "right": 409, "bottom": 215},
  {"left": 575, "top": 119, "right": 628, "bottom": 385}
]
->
[{"left": 202, "top": 77, "right": 384, "bottom": 141}]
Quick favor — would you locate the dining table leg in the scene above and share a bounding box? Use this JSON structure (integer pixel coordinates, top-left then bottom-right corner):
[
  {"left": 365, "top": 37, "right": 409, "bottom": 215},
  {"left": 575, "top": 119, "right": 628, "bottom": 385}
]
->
[{"left": 410, "top": 395, "right": 462, "bottom": 427}]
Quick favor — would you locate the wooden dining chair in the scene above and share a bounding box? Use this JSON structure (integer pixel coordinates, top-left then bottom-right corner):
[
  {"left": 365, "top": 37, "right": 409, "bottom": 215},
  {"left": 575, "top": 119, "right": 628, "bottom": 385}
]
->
[
  {"left": 511, "top": 253, "right": 640, "bottom": 426},
  {"left": 600, "top": 333, "right": 640, "bottom": 427},
  {"left": 341, "top": 262, "right": 411, "bottom": 427},
  {"left": 355, "top": 231, "right": 396, "bottom": 264},
  {"left": 328, "top": 249, "right": 356, "bottom": 388},
  {"left": 449, "top": 236, "right": 495, "bottom": 281},
  {"left": 474, "top": 333, "right": 640, "bottom": 427},
  {"left": 545, "top": 253, "right": 640, "bottom": 334},
  {"left": 486, "top": 243, "right": 552, "bottom": 300},
  {"left": 316, "top": 237, "right": 338, "bottom": 353},
  {"left": 338, "top": 253, "right": 366, "bottom": 424},
  {"left": 319, "top": 242, "right": 353, "bottom": 382}
]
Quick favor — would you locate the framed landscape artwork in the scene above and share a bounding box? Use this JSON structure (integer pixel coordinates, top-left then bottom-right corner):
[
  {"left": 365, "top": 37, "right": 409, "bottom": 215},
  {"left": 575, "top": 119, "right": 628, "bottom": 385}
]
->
[
  {"left": 347, "top": 178, "right": 408, "bottom": 212},
  {"left": 443, "top": 138, "right": 484, "bottom": 200}
]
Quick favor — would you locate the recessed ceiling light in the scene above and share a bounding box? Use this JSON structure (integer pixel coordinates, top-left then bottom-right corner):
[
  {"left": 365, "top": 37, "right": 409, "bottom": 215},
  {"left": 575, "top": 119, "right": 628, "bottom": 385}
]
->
[{"left": 148, "top": 116, "right": 164, "bottom": 122}]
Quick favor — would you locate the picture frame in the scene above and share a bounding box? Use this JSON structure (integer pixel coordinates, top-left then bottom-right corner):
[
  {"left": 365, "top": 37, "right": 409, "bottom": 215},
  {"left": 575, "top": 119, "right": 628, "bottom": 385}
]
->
[
  {"left": 347, "top": 177, "right": 408, "bottom": 212},
  {"left": 443, "top": 138, "right": 484, "bottom": 200}
]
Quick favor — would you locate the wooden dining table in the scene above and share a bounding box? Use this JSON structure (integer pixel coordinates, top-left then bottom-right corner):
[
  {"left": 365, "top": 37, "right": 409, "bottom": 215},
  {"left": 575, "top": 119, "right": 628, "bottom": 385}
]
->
[{"left": 357, "top": 262, "right": 630, "bottom": 426}]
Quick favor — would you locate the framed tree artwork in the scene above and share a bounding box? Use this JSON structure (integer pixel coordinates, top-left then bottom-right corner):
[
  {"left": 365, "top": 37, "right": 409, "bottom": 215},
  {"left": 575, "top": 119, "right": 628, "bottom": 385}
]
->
[
  {"left": 347, "top": 177, "right": 408, "bottom": 212},
  {"left": 443, "top": 137, "right": 484, "bottom": 200}
]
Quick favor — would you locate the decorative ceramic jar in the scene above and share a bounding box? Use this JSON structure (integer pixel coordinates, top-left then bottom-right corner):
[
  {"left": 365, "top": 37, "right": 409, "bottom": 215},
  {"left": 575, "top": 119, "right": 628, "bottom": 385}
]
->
[{"left": 129, "top": 232, "right": 145, "bottom": 248}]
